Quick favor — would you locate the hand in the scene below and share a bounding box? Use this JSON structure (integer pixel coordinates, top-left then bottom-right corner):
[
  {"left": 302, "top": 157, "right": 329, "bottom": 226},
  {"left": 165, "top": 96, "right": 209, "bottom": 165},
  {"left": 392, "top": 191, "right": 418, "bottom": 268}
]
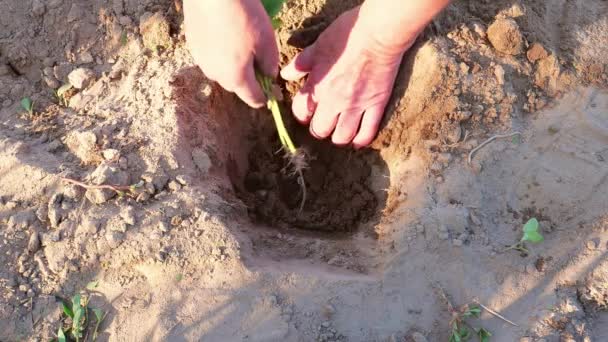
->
[
  {"left": 281, "top": 7, "right": 417, "bottom": 148},
  {"left": 184, "top": 0, "right": 279, "bottom": 108}
]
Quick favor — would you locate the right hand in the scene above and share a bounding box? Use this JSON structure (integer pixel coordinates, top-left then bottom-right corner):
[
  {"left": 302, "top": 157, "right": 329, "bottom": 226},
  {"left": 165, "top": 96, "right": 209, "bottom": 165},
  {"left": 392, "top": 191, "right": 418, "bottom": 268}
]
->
[{"left": 184, "top": 0, "right": 279, "bottom": 108}]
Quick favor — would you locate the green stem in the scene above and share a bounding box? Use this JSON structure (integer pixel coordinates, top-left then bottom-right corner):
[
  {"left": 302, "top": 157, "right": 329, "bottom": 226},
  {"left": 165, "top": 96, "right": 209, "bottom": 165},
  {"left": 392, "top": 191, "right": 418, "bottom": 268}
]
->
[{"left": 255, "top": 71, "right": 297, "bottom": 154}]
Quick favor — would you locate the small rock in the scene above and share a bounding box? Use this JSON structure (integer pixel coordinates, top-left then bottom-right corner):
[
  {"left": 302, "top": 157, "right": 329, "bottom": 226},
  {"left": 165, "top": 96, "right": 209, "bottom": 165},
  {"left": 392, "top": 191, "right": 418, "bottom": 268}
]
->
[
  {"left": 586, "top": 238, "right": 600, "bottom": 250},
  {"left": 65, "top": 131, "right": 98, "bottom": 164},
  {"left": 68, "top": 68, "right": 96, "bottom": 89},
  {"left": 487, "top": 17, "right": 524, "bottom": 55},
  {"left": 527, "top": 43, "right": 549, "bottom": 63},
  {"left": 28, "top": 232, "right": 41, "bottom": 253},
  {"left": 494, "top": 65, "right": 505, "bottom": 85},
  {"left": 108, "top": 218, "right": 128, "bottom": 233},
  {"left": 158, "top": 221, "right": 170, "bottom": 233},
  {"left": 77, "top": 217, "right": 99, "bottom": 235},
  {"left": 139, "top": 12, "right": 171, "bottom": 50},
  {"left": 452, "top": 239, "right": 463, "bottom": 247},
  {"left": 120, "top": 206, "right": 136, "bottom": 225},
  {"left": 102, "top": 149, "right": 120, "bottom": 160},
  {"left": 168, "top": 180, "right": 182, "bottom": 191},
  {"left": 78, "top": 51, "right": 94, "bottom": 64},
  {"left": 175, "top": 175, "right": 191, "bottom": 186},
  {"left": 47, "top": 194, "right": 64, "bottom": 228},
  {"left": 105, "top": 231, "right": 124, "bottom": 248},
  {"left": 32, "top": 0, "right": 46, "bottom": 16},
  {"left": 44, "top": 76, "right": 60, "bottom": 89},
  {"left": 118, "top": 157, "right": 128, "bottom": 169},
  {"left": 192, "top": 148, "right": 212, "bottom": 174}
]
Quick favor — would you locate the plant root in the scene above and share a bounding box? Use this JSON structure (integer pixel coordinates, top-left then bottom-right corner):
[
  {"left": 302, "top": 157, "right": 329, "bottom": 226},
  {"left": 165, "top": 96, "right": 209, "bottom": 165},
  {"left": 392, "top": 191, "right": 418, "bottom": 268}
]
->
[
  {"left": 60, "top": 177, "right": 134, "bottom": 196},
  {"left": 467, "top": 131, "right": 522, "bottom": 165}
]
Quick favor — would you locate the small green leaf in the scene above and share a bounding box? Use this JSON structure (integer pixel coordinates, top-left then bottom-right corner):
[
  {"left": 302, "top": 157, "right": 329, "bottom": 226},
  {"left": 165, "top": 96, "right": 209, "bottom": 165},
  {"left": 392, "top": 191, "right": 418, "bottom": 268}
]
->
[
  {"left": 271, "top": 18, "right": 283, "bottom": 29},
  {"left": 21, "top": 97, "right": 33, "bottom": 112},
  {"left": 176, "top": 274, "right": 183, "bottom": 282},
  {"left": 57, "top": 84, "right": 73, "bottom": 97},
  {"left": 86, "top": 280, "right": 99, "bottom": 290},
  {"left": 61, "top": 301, "right": 74, "bottom": 318},
  {"left": 260, "top": 0, "right": 285, "bottom": 18},
  {"left": 476, "top": 327, "right": 492, "bottom": 342},
  {"left": 93, "top": 308, "right": 104, "bottom": 321},
  {"left": 57, "top": 327, "right": 67, "bottom": 342},
  {"left": 522, "top": 218, "right": 544, "bottom": 243},
  {"left": 464, "top": 304, "right": 481, "bottom": 318},
  {"left": 511, "top": 134, "right": 521, "bottom": 144},
  {"left": 458, "top": 326, "right": 471, "bottom": 340},
  {"left": 523, "top": 230, "right": 544, "bottom": 243}
]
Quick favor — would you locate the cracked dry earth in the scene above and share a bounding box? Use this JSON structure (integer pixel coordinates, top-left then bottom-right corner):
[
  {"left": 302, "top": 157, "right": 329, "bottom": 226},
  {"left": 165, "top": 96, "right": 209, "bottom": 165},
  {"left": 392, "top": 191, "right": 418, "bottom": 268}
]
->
[{"left": 1, "top": 0, "right": 608, "bottom": 341}]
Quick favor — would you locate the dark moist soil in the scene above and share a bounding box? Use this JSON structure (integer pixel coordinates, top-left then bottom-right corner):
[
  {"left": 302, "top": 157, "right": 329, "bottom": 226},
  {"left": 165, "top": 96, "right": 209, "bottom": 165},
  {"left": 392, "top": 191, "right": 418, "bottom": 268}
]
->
[{"left": 240, "top": 130, "right": 379, "bottom": 232}]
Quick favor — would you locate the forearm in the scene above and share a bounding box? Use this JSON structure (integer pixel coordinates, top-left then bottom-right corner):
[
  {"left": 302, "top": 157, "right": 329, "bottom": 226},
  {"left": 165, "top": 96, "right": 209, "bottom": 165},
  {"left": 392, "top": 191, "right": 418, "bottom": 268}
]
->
[{"left": 359, "top": 0, "right": 450, "bottom": 53}]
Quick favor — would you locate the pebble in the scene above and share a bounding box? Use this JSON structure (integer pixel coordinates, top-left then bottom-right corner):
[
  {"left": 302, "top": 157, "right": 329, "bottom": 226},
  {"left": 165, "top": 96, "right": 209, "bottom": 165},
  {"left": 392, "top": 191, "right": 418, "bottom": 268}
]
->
[
  {"left": 102, "top": 149, "right": 120, "bottom": 160},
  {"left": 192, "top": 148, "right": 212, "bottom": 174},
  {"left": 158, "top": 221, "right": 170, "bottom": 233},
  {"left": 27, "top": 232, "right": 40, "bottom": 253},
  {"left": 452, "top": 239, "right": 463, "bottom": 247},
  {"left": 120, "top": 206, "right": 136, "bottom": 225},
  {"left": 68, "top": 68, "right": 96, "bottom": 89},
  {"left": 487, "top": 17, "right": 524, "bottom": 55},
  {"left": 175, "top": 175, "right": 191, "bottom": 186},
  {"left": 586, "top": 238, "right": 600, "bottom": 250},
  {"left": 139, "top": 12, "right": 171, "bottom": 50},
  {"left": 168, "top": 180, "right": 182, "bottom": 191}
]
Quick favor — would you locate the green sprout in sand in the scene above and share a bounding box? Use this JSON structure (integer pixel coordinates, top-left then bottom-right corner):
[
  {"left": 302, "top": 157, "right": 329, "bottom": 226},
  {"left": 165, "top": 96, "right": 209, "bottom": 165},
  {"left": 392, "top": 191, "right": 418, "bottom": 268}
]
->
[{"left": 504, "top": 218, "right": 544, "bottom": 254}]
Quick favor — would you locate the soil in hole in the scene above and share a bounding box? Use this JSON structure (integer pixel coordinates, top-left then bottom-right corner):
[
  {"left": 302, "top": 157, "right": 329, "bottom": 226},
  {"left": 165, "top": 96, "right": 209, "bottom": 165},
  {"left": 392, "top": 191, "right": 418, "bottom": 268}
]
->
[{"left": 238, "top": 127, "right": 384, "bottom": 232}]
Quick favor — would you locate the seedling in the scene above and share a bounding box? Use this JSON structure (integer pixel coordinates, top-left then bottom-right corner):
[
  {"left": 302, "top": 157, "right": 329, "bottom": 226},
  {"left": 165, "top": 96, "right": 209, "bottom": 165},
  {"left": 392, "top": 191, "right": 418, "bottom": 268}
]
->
[
  {"left": 21, "top": 97, "right": 34, "bottom": 116},
  {"left": 504, "top": 218, "right": 544, "bottom": 254},
  {"left": 57, "top": 281, "right": 107, "bottom": 342},
  {"left": 448, "top": 304, "right": 492, "bottom": 342},
  {"left": 55, "top": 83, "right": 74, "bottom": 107},
  {"left": 437, "top": 286, "right": 493, "bottom": 342},
  {"left": 258, "top": 0, "right": 308, "bottom": 212}
]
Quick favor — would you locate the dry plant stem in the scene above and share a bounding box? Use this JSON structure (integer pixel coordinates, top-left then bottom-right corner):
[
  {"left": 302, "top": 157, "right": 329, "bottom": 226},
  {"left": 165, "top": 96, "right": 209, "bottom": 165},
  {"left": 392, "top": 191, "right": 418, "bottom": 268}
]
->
[
  {"left": 61, "top": 177, "right": 132, "bottom": 194},
  {"left": 473, "top": 300, "right": 519, "bottom": 327},
  {"left": 467, "top": 132, "right": 522, "bottom": 165}
]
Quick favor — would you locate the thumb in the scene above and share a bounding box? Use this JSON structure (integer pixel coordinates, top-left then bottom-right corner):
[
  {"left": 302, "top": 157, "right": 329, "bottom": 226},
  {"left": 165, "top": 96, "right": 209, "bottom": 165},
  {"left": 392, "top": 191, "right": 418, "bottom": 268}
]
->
[{"left": 281, "top": 44, "right": 315, "bottom": 81}]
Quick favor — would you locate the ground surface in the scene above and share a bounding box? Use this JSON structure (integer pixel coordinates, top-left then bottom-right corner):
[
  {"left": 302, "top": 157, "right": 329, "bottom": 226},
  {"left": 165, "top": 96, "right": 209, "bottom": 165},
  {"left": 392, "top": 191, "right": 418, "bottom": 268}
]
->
[{"left": 0, "top": 0, "right": 607, "bottom": 341}]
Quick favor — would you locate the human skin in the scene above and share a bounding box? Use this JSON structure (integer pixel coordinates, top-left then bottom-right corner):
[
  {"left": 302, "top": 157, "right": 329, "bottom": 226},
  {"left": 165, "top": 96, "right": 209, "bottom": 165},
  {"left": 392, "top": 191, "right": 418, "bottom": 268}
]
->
[{"left": 184, "top": 0, "right": 450, "bottom": 147}]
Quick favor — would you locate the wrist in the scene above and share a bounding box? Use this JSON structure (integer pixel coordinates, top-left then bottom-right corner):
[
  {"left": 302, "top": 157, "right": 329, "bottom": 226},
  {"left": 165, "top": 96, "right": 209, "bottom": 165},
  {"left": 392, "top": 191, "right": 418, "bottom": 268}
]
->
[{"left": 357, "top": 0, "right": 450, "bottom": 54}]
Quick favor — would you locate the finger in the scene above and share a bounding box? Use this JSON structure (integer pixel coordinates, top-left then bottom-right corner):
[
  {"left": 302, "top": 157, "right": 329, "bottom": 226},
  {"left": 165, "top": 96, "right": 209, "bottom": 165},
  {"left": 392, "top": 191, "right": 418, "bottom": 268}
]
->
[
  {"left": 291, "top": 86, "right": 316, "bottom": 124},
  {"left": 310, "top": 101, "right": 339, "bottom": 139},
  {"left": 233, "top": 59, "right": 266, "bottom": 108},
  {"left": 281, "top": 45, "right": 315, "bottom": 81},
  {"left": 332, "top": 111, "right": 364, "bottom": 146},
  {"left": 254, "top": 32, "right": 279, "bottom": 77},
  {"left": 352, "top": 103, "right": 387, "bottom": 148}
]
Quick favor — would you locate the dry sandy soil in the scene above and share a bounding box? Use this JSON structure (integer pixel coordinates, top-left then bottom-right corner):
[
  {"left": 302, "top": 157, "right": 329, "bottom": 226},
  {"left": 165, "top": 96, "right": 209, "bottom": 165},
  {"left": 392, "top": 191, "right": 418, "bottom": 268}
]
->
[{"left": 1, "top": 0, "right": 607, "bottom": 341}]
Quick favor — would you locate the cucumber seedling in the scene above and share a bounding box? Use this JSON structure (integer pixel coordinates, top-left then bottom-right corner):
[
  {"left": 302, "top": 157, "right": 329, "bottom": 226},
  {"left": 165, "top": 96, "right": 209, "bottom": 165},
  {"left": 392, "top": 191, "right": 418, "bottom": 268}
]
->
[
  {"left": 57, "top": 281, "right": 107, "bottom": 342},
  {"left": 21, "top": 97, "right": 34, "bottom": 116},
  {"left": 258, "top": 0, "right": 308, "bottom": 213},
  {"left": 504, "top": 218, "right": 544, "bottom": 254}
]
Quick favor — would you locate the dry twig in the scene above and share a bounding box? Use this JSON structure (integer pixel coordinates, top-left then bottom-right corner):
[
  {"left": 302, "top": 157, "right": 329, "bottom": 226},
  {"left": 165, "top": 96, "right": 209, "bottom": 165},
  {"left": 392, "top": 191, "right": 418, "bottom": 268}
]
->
[{"left": 467, "top": 132, "right": 522, "bottom": 165}]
